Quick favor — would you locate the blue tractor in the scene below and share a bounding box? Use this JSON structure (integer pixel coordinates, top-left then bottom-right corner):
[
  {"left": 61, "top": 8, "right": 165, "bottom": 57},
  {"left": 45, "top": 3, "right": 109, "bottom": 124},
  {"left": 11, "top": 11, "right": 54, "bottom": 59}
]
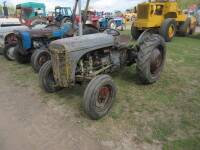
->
[{"left": 98, "top": 11, "right": 125, "bottom": 31}]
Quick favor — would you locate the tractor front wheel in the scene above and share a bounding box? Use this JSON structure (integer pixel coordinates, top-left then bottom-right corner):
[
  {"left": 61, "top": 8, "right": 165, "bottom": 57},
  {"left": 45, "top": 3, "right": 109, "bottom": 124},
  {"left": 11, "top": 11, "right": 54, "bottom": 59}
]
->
[
  {"left": 31, "top": 50, "right": 51, "bottom": 73},
  {"left": 3, "top": 44, "right": 16, "bottom": 61},
  {"left": 39, "top": 61, "right": 62, "bottom": 93},
  {"left": 83, "top": 75, "right": 117, "bottom": 120},
  {"left": 160, "top": 18, "right": 176, "bottom": 42},
  {"left": 136, "top": 34, "right": 166, "bottom": 84}
]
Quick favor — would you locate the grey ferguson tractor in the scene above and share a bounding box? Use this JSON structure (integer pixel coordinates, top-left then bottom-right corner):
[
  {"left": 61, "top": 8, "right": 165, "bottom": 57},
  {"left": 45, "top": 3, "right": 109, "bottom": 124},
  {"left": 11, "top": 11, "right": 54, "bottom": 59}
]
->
[{"left": 39, "top": 29, "right": 166, "bottom": 120}]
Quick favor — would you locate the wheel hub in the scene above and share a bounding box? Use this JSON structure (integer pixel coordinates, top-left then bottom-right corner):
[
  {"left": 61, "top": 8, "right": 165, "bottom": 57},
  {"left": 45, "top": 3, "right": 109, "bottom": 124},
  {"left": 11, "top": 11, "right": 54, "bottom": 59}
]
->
[
  {"left": 96, "top": 86, "right": 111, "bottom": 108},
  {"left": 168, "top": 25, "right": 175, "bottom": 38},
  {"left": 38, "top": 55, "right": 49, "bottom": 66}
]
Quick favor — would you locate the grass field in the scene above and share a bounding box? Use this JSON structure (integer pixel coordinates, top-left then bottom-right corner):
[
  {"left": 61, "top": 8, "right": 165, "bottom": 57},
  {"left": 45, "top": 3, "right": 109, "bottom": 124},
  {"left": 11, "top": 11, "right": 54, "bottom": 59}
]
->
[{"left": 0, "top": 31, "right": 200, "bottom": 149}]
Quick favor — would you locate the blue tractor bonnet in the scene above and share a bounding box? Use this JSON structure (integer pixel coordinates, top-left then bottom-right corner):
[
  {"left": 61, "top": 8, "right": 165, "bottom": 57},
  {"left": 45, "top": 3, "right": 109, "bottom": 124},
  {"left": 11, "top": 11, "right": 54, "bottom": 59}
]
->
[
  {"left": 52, "top": 23, "right": 72, "bottom": 38},
  {"left": 21, "top": 31, "right": 32, "bottom": 49}
]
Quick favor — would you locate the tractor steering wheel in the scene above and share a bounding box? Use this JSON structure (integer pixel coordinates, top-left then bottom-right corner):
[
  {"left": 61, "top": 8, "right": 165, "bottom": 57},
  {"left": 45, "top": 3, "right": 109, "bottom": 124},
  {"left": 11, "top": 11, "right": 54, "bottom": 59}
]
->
[{"left": 104, "top": 28, "right": 120, "bottom": 36}]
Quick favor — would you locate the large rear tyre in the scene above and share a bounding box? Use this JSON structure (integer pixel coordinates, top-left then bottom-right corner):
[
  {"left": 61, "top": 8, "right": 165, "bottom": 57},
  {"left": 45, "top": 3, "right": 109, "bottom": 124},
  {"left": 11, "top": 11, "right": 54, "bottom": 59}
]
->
[
  {"left": 14, "top": 47, "right": 31, "bottom": 64},
  {"left": 3, "top": 44, "right": 16, "bottom": 61},
  {"left": 83, "top": 75, "right": 117, "bottom": 120},
  {"left": 160, "top": 18, "right": 176, "bottom": 42},
  {"left": 136, "top": 34, "right": 166, "bottom": 84},
  {"left": 39, "top": 61, "right": 62, "bottom": 93},
  {"left": 131, "top": 24, "right": 142, "bottom": 40},
  {"left": 31, "top": 50, "right": 50, "bottom": 73},
  {"left": 179, "top": 18, "right": 191, "bottom": 36}
]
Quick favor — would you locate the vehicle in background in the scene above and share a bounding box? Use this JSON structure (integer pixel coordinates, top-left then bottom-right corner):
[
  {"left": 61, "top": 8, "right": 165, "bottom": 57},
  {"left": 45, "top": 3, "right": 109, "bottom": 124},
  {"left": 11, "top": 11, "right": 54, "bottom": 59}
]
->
[
  {"left": 16, "top": 2, "right": 47, "bottom": 27},
  {"left": 183, "top": 9, "right": 197, "bottom": 34},
  {"left": 131, "top": 0, "right": 196, "bottom": 42},
  {"left": 124, "top": 8, "right": 137, "bottom": 22},
  {"left": 98, "top": 11, "right": 124, "bottom": 31}
]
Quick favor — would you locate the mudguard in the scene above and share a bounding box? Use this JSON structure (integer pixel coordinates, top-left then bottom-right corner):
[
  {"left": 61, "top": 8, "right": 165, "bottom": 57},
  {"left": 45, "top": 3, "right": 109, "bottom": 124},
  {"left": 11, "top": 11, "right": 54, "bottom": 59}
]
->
[{"left": 49, "top": 33, "right": 115, "bottom": 87}]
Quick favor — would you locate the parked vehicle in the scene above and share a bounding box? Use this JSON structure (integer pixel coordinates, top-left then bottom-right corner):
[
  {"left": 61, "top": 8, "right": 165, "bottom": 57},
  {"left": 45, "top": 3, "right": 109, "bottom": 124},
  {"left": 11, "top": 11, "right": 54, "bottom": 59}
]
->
[
  {"left": 16, "top": 2, "right": 47, "bottom": 27},
  {"left": 183, "top": 10, "right": 197, "bottom": 34},
  {"left": 124, "top": 8, "right": 137, "bottom": 22},
  {"left": 98, "top": 11, "right": 124, "bottom": 31},
  {"left": 39, "top": 29, "right": 166, "bottom": 120},
  {"left": 131, "top": 0, "right": 196, "bottom": 42}
]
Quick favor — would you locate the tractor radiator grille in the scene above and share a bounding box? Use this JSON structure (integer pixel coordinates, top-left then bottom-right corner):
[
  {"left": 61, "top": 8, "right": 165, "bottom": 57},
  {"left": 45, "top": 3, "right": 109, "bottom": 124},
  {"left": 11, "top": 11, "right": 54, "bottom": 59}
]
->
[
  {"left": 51, "top": 50, "right": 70, "bottom": 87},
  {"left": 137, "top": 4, "right": 149, "bottom": 19}
]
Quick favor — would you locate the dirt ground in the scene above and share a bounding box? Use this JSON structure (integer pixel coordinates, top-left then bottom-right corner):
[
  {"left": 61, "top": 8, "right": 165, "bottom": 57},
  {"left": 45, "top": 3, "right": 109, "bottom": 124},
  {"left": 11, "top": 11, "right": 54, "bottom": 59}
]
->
[{"left": 0, "top": 63, "right": 111, "bottom": 150}]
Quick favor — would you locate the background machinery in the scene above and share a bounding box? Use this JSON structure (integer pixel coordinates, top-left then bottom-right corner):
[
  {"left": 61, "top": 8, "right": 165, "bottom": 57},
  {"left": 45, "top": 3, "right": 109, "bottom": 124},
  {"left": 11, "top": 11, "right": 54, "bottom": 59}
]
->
[
  {"left": 131, "top": 0, "right": 196, "bottom": 42},
  {"left": 16, "top": 2, "right": 47, "bottom": 27}
]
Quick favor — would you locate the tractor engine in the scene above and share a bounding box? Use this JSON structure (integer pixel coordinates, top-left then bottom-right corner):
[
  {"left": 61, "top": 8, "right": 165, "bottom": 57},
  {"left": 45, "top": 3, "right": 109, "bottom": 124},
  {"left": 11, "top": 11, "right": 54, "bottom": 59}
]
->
[{"left": 76, "top": 49, "right": 113, "bottom": 77}]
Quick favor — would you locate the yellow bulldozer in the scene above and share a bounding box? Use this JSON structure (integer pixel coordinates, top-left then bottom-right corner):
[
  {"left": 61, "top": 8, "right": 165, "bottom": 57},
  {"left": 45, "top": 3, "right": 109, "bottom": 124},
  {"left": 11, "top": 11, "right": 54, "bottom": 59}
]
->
[{"left": 131, "top": 0, "right": 196, "bottom": 42}]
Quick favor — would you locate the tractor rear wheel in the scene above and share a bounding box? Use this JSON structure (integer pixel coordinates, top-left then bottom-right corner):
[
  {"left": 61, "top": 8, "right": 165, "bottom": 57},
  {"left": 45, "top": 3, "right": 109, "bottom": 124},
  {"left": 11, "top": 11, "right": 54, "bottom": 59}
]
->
[
  {"left": 83, "top": 75, "right": 117, "bottom": 120},
  {"left": 3, "top": 44, "right": 16, "bottom": 61},
  {"left": 179, "top": 18, "right": 191, "bottom": 36},
  {"left": 39, "top": 61, "right": 62, "bottom": 93},
  {"left": 31, "top": 50, "right": 51, "bottom": 73},
  {"left": 14, "top": 47, "right": 31, "bottom": 64},
  {"left": 136, "top": 34, "right": 166, "bottom": 84},
  {"left": 160, "top": 18, "right": 177, "bottom": 42},
  {"left": 131, "top": 23, "right": 142, "bottom": 40}
]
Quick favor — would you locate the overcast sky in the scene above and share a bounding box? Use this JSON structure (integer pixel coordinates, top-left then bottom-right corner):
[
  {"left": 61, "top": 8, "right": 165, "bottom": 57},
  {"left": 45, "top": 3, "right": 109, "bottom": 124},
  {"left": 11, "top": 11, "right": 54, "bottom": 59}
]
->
[{"left": 5, "top": 0, "right": 145, "bottom": 12}]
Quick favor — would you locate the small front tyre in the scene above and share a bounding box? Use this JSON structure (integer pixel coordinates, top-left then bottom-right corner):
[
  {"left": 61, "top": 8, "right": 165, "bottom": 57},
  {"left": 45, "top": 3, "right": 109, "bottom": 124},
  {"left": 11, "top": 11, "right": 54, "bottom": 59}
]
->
[
  {"left": 31, "top": 50, "right": 50, "bottom": 73},
  {"left": 83, "top": 75, "right": 117, "bottom": 120},
  {"left": 3, "top": 44, "right": 16, "bottom": 61},
  {"left": 39, "top": 61, "right": 62, "bottom": 93}
]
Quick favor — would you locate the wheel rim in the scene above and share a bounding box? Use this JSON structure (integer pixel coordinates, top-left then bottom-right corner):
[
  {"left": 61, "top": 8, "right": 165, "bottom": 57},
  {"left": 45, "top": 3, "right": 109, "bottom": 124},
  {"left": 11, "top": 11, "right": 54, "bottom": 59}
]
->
[
  {"left": 150, "top": 48, "right": 163, "bottom": 75},
  {"left": 7, "top": 46, "right": 15, "bottom": 60},
  {"left": 38, "top": 54, "right": 49, "bottom": 67},
  {"left": 95, "top": 85, "right": 112, "bottom": 111},
  {"left": 168, "top": 24, "right": 175, "bottom": 38},
  {"left": 110, "top": 22, "right": 117, "bottom": 29}
]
